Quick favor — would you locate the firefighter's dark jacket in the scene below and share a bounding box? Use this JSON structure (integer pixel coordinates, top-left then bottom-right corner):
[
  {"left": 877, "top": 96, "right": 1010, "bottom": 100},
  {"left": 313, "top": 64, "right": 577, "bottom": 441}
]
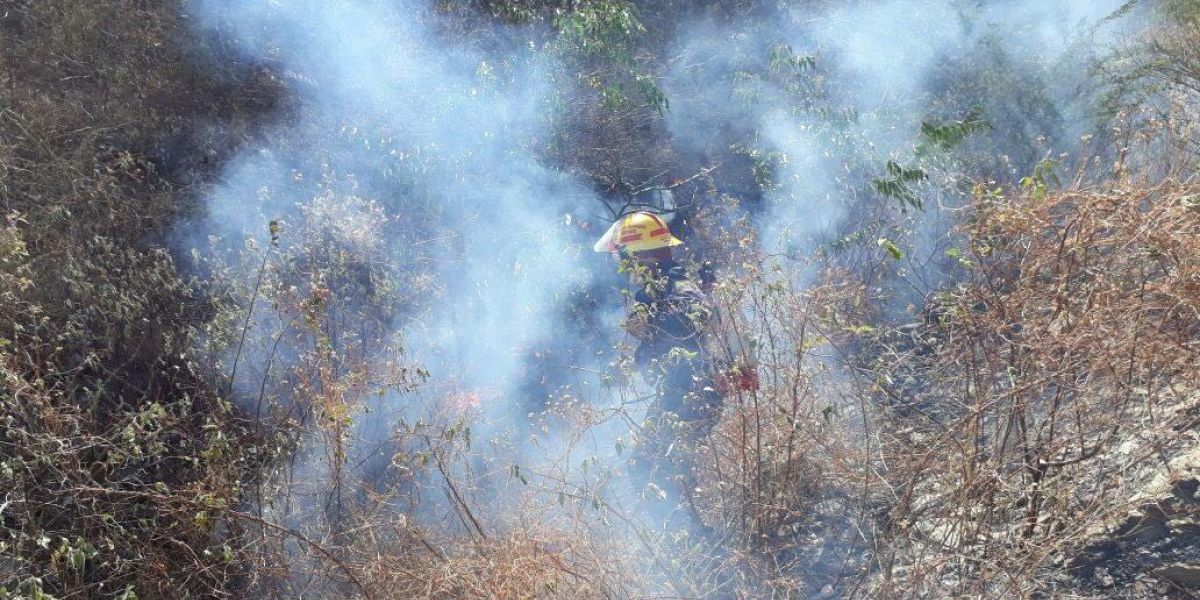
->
[
  {"left": 631, "top": 260, "right": 707, "bottom": 366},
  {"left": 627, "top": 260, "right": 723, "bottom": 424}
]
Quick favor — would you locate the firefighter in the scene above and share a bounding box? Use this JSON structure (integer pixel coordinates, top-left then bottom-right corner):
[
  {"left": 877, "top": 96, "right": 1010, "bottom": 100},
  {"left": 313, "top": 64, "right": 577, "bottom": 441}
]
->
[{"left": 594, "top": 211, "right": 722, "bottom": 517}]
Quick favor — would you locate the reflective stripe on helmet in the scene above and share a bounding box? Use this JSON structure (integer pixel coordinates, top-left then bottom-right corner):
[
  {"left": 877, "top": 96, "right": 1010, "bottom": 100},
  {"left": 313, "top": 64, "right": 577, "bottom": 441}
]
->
[{"left": 593, "top": 211, "right": 683, "bottom": 253}]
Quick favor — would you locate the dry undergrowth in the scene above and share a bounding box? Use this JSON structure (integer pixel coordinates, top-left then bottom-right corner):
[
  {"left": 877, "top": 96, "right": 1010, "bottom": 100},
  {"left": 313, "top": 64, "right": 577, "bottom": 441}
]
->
[{"left": 863, "top": 177, "right": 1200, "bottom": 597}]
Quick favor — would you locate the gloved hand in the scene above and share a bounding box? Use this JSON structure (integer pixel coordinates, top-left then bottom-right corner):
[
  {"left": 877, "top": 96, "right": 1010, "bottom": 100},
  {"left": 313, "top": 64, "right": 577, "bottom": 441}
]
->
[{"left": 623, "top": 312, "right": 650, "bottom": 340}]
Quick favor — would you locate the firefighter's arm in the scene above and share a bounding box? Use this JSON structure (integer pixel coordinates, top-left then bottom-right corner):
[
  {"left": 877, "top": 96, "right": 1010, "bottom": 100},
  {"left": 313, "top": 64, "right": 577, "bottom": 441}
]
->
[
  {"left": 623, "top": 307, "right": 651, "bottom": 340},
  {"left": 624, "top": 303, "right": 656, "bottom": 367}
]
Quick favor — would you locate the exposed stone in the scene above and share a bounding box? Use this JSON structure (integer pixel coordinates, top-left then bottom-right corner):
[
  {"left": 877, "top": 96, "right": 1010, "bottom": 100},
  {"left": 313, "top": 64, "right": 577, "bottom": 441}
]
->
[
  {"left": 1071, "top": 445, "right": 1200, "bottom": 592},
  {"left": 1153, "top": 563, "right": 1200, "bottom": 589}
]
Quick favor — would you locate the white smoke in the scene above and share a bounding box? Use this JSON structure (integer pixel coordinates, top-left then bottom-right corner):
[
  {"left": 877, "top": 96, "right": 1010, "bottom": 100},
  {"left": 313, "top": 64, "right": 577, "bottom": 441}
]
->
[
  {"left": 664, "top": 0, "right": 1139, "bottom": 256},
  {"left": 189, "top": 0, "right": 609, "bottom": 418},
  {"left": 177, "top": 0, "right": 1154, "bottom": 593}
]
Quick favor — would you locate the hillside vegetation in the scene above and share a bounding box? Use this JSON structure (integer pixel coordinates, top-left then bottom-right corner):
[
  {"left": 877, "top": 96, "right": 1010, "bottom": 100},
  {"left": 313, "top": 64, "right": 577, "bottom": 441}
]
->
[{"left": 2, "top": 1, "right": 1200, "bottom": 598}]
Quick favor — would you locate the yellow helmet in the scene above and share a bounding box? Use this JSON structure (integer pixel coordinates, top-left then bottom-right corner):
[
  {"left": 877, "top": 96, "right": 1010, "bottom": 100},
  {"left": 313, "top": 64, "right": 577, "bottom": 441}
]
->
[{"left": 592, "top": 211, "right": 683, "bottom": 253}]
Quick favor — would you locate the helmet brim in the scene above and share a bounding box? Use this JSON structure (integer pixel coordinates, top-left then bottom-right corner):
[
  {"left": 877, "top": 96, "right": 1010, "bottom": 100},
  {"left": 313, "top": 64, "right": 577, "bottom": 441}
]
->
[{"left": 592, "top": 220, "right": 622, "bottom": 253}]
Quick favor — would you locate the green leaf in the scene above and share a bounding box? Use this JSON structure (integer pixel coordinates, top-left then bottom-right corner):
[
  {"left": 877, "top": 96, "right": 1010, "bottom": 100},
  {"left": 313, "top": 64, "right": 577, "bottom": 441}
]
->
[
  {"left": 917, "top": 106, "right": 989, "bottom": 155},
  {"left": 872, "top": 161, "right": 926, "bottom": 211},
  {"left": 877, "top": 238, "right": 904, "bottom": 260},
  {"left": 768, "top": 43, "right": 817, "bottom": 74}
]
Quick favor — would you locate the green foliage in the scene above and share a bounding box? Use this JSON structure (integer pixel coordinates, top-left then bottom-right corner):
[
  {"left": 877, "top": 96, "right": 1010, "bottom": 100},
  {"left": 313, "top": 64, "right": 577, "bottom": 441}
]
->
[
  {"left": 554, "top": 0, "right": 643, "bottom": 63},
  {"left": 871, "top": 160, "right": 928, "bottom": 211},
  {"left": 1020, "top": 158, "right": 1061, "bottom": 200},
  {"left": 916, "top": 106, "right": 990, "bottom": 156},
  {"left": 733, "top": 144, "right": 785, "bottom": 191},
  {"left": 443, "top": 0, "right": 551, "bottom": 24},
  {"left": 768, "top": 43, "right": 817, "bottom": 75},
  {"left": 876, "top": 237, "right": 904, "bottom": 261},
  {"left": 552, "top": 0, "right": 668, "bottom": 114}
]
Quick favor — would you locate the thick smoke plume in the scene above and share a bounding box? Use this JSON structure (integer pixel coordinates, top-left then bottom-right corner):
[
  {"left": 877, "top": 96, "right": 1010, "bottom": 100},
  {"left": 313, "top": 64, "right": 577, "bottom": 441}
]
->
[
  {"left": 182, "top": 0, "right": 635, "bottom": 561},
  {"left": 189, "top": 0, "right": 614, "bottom": 422}
]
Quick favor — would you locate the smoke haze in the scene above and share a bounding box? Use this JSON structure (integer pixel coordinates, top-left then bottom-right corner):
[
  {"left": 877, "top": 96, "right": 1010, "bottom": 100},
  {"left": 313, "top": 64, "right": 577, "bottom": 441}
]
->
[{"left": 179, "top": 0, "right": 1148, "bottom": 592}]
